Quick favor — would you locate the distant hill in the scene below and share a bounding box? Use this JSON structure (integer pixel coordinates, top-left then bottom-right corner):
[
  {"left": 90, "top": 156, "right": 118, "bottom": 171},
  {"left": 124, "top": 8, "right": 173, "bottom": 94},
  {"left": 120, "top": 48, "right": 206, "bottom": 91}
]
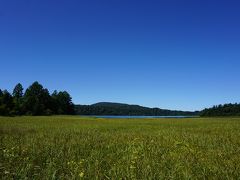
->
[{"left": 75, "top": 102, "right": 199, "bottom": 116}]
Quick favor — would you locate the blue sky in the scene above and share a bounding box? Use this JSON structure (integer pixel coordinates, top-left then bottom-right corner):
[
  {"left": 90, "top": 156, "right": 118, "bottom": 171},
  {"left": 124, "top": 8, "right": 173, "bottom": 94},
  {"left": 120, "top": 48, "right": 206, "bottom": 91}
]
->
[{"left": 0, "top": 0, "right": 240, "bottom": 111}]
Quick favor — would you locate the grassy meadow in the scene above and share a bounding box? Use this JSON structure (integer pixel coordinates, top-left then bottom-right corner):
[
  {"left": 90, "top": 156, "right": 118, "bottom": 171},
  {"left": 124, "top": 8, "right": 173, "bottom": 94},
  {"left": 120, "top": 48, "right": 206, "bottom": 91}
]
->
[{"left": 1, "top": 116, "right": 240, "bottom": 179}]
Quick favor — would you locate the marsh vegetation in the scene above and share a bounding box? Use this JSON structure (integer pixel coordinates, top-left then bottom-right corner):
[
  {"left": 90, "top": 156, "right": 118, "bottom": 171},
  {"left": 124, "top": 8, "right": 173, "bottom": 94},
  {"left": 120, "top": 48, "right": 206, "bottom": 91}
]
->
[{"left": 1, "top": 116, "right": 240, "bottom": 179}]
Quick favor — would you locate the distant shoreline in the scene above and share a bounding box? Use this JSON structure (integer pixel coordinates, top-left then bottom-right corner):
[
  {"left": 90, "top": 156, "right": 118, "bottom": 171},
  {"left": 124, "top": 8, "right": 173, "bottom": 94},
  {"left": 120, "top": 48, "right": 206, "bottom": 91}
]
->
[{"left": 83, "top": 115, "right": 199, "bottom": 119}]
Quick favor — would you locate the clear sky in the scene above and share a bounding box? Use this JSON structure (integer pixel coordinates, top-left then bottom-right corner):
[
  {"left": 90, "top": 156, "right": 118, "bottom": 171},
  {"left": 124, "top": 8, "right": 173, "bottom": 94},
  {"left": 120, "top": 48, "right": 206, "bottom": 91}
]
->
[{"left": 0, "top": 0, "right": 240, "bottom": 111}]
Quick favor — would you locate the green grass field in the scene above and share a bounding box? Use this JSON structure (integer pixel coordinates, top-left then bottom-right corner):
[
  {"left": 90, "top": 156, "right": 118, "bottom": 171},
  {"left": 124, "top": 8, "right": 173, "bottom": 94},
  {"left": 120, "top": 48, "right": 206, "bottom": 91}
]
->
[{"left": 1, "top": 116, "right": 240, "bottom": 179}]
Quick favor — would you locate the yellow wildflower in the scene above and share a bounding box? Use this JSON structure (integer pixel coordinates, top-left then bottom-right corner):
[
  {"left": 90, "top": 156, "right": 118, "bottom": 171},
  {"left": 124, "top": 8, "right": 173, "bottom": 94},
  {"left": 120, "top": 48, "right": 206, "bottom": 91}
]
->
[{"left": 79, "top": 172, "right": 84, "bottom": 178}]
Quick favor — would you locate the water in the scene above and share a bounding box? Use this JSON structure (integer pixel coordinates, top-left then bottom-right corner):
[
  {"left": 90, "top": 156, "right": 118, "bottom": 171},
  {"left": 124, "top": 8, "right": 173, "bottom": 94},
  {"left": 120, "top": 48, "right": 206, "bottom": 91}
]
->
[{"left": 91, "top": 115, "right": 196, "bottom": 119}]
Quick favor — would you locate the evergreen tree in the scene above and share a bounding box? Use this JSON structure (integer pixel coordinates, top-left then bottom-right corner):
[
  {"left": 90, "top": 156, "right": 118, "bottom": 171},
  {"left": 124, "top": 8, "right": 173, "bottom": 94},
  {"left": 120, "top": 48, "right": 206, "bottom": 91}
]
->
[
  {"left": 0, "top": 90, "right": 14, "bottom": 116},
  {"left": 52, "top": 91, "right": 75, "bottom": 115},
  {"left": 0, "top": 89, "right": 3, "bottom": 115},
  {"left": 12, "top": 83, "right": 24, "bottom": 115},
  {"left": 51, "top": 90, "right": 59, "bottom": 114},
  {"left": 13, "top": 83, "right": 24, "bottom": 99},
  {"left": 23, "top": 82, "right": 52, "bottom": 115},
  {"left": 0, "top": 89, "right": 3, "bottom": 105}
]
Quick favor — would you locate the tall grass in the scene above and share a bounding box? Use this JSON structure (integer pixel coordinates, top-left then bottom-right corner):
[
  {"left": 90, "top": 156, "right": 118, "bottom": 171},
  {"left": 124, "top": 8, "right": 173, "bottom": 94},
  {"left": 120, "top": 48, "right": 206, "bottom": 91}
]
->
[{"left": 1, "top": 116, "right": 240, "bottom": 179}]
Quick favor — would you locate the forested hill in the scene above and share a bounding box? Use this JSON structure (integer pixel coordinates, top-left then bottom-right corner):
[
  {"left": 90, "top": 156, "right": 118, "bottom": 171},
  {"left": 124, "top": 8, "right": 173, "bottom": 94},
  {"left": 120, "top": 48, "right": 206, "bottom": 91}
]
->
[
  {"left": 201, "top": 103, "right": 240, "bottom": 117},
  {"left": 75, "top": 102, "right": 199, "bottom": 116}
]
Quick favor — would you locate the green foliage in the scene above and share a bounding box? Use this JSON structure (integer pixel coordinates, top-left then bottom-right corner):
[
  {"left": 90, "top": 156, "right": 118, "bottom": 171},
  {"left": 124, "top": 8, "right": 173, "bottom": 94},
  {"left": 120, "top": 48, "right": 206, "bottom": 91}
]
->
[
  {"left": 23, "top": 81, "right": 52, "bottom": 115},
  {"left": 0, "top": 82, "right": 75, "bottom": 116},
  {"left": 0, "top": 90, "right": 14, "bottom": 116},
  {"left": 12, "top": 83, "right": 24, "bottom": 115},
  {"left": 75, "top": 102, "right": 199, "bottom": 116},
  {"left": 12, "top": 83, "right": 23, "bottom": 99},
  {"left": 201, "top": 103, "right": 240, "bottom": 117},
  {"left": 51, "top": 91, "right": 75, "bottom": 115},
  {"left": 0, "top": 89, "right": 3, "bottom": 96},
  {"left": 1, "top": 116, "right": 240, "bottom": 179}
]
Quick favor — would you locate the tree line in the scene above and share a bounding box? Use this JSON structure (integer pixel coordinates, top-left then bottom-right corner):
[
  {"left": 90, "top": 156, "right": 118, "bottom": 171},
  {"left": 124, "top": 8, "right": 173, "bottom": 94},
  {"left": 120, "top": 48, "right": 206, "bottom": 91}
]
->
[
  {"left": 0, "top": 82, "right": 75, "bottom": 116},
  {"left": 200, "top": 103, "right": 240, "bottom": 117},
  {"left": 1, "top": 82, "right": 239, "bottom": 117}
]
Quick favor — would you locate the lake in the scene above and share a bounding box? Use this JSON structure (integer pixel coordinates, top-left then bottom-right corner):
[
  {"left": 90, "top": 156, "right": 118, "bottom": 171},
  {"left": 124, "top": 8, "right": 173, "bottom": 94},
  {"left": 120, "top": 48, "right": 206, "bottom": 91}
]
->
[{"left": 91, "top": 116, "right": 196, "bottom": 119}]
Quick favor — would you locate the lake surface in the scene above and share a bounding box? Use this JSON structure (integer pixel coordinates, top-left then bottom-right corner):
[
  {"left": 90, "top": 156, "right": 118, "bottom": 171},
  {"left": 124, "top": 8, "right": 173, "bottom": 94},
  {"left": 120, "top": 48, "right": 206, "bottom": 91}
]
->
[{"left": 92, "top": 116, "right": 196, "bottom": 119}]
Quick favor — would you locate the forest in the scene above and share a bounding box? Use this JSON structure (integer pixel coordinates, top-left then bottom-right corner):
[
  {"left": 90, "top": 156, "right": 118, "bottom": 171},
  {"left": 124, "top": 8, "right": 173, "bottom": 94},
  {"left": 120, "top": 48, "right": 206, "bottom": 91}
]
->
[
  {"left": 1, "top": 83, "right": 240, "bottom": 117},
  {"left": 0, "top": 82, "right": 75, "bottom": 116},
  {"left": 201, "top": 103, "right": 240, "bottom": 117}
]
